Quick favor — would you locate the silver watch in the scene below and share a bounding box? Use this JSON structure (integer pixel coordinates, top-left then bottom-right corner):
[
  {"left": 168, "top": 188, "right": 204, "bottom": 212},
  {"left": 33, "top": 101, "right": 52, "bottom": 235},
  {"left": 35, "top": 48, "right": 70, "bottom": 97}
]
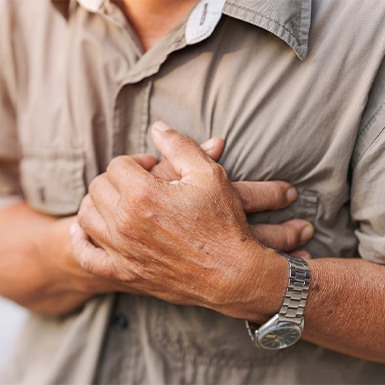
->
[{"left": 246, "top": 254, "right": 310, "bottom": 350}]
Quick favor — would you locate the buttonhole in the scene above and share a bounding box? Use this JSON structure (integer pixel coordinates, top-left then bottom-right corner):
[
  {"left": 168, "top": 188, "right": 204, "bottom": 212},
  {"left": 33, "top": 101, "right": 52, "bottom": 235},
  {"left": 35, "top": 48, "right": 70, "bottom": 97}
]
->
[
  {"left": 200, "top": 3, "right": 208, "bottom": 26},
  {"left": 38, "top": 186, "right": 46, "bottom": 203}
]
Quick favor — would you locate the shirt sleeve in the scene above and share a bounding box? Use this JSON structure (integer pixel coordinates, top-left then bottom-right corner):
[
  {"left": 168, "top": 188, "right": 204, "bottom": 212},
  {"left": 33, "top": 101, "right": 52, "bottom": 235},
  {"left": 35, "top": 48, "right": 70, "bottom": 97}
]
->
[
  {"left": 351, "top": 60, "right": 385, "bottom": 264},
  {"left": 0, "top": 0, "right": 23, "bottom": 209}
]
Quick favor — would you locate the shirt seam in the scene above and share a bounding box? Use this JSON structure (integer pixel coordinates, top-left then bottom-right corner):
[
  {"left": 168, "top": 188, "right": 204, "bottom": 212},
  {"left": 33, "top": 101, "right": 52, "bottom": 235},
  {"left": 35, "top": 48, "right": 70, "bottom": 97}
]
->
[{"left": 354, "top": 103, "right": 385, "bottom": 167}]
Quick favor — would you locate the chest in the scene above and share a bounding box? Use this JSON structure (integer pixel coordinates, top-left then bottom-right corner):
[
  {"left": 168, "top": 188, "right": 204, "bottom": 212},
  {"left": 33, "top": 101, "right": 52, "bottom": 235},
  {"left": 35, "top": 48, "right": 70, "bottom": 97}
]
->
[{"left": 16, "top": 14, "right": 374, "bottom": 219}]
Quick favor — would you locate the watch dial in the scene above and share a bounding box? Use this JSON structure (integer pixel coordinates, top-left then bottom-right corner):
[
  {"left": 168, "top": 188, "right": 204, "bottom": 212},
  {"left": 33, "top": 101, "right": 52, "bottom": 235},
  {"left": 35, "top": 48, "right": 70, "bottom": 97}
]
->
[{"left": 260, "top": 325, "right": 301, "bottom": 350}]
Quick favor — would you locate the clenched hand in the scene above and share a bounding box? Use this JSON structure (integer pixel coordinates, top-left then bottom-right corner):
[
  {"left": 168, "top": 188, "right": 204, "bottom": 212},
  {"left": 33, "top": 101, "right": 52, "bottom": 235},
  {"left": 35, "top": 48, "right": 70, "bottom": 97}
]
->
[{"left": 72, "top": 122, "right": 312, "bottom": 319}]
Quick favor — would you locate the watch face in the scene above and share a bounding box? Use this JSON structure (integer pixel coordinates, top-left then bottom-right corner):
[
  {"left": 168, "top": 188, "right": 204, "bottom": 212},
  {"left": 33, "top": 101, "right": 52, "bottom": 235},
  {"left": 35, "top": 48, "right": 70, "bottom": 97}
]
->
[{"left": 259, "top": 324, "right": 301, "bottom": 350}]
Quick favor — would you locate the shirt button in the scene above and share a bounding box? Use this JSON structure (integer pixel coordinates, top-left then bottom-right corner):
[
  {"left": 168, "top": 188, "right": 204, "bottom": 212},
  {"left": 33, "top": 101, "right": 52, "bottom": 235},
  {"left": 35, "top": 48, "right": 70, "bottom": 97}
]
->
[{"left": 111, "top": 313, "right": 129, "bottom": 331}]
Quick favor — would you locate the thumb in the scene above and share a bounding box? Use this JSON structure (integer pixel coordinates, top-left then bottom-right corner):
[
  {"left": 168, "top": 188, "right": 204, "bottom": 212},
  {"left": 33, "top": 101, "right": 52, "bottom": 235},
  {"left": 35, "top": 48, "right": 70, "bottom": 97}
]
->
[
  {"left": 151, "top": 121, "right": 214, "bottom": 178},
  {"left": 200, "top": 136, "right": 225, "bottom": 161}
]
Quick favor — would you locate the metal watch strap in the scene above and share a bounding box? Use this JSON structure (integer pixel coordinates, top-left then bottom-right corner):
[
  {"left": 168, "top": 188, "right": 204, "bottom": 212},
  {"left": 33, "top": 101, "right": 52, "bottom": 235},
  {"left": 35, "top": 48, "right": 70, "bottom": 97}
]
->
[
  {"left": 277, "top": 254, "right": 311, "bottom": 325},
  {"left": 245, "top": 253, "right": 311, "bottom": 342}
]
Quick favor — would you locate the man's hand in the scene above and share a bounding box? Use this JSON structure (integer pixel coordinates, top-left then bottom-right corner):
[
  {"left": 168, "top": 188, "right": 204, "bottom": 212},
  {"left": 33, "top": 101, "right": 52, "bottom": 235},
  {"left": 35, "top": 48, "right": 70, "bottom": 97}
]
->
[
  {"left": 147, "top": 136, "right": 312, "bottom": 255},
  {"left": 0, "top": 128, "right": 311, "bottom": 317},
  {"left": 73, "top": 122, "right": 311, "bottom": 318}
]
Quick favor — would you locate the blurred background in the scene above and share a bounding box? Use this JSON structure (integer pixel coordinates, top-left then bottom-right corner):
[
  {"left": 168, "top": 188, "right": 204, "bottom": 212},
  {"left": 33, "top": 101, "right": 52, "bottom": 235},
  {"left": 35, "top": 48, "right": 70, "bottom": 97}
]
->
[{"left": 0, "top": 297, "right": 27, "bottom": 370}]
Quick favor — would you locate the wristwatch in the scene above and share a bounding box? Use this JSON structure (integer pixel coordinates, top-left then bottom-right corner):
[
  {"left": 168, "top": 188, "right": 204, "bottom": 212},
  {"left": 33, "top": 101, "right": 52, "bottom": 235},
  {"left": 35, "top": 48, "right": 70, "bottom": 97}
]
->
[{"left": 245, "top": 254, "right": 310, "bottom": 350}]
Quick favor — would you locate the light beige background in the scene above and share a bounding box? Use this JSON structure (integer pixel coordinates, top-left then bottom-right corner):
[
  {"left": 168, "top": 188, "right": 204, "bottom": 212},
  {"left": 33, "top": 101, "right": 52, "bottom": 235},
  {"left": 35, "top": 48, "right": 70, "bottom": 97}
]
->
[{"left": 0, "top": 298, "right": 27, "bottom": 370}]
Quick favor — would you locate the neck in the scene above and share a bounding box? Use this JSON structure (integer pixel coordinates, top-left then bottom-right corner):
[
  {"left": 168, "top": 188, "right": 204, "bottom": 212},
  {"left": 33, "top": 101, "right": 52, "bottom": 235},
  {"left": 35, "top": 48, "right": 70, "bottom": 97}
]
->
[{"left": 114, "top": 0, "right": 199, "bottom": 51}]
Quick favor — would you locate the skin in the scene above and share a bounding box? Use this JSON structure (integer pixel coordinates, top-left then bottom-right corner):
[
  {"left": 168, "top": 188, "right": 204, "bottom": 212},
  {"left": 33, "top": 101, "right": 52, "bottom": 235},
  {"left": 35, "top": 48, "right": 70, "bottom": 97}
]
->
[
  {"left": 82, "top": 2, "right": 385, "bottom": 363},
  {"left": 74, "top": 123, "right": 385, "bottom": 364},
  {"left": 112, "top": 0, "right": 199, "bottom": 51},
  {"left": 0, "top": 136, "right": 312, "bottom": 316},
  {"left": 2, "top": 0, "right": 382, "bottom": 373}
]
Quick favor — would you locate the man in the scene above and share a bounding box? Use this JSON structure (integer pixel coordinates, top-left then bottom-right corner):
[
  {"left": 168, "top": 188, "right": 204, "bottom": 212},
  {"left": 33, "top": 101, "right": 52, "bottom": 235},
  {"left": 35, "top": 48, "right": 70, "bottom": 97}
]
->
[{"left": 1, "top": 0, "right": 385, "bottom": 384}]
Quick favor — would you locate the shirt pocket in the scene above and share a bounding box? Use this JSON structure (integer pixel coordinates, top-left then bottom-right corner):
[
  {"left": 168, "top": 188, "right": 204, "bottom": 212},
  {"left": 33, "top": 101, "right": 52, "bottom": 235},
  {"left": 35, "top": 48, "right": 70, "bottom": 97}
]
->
[
  {"left": 20, "top": 147, "right": 86, "bottom": 216},
  {"left": 148, "top": 299, "right": 288, "bottom": 369}
]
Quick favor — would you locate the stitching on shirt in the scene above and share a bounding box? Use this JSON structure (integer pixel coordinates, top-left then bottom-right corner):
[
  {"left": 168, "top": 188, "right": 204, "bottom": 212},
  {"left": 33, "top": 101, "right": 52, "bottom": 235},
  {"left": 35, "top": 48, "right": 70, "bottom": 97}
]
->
[
  {"left": 139, "top": 81, "right": 152, "bottom": 153},
  {"left": 299, "top": 0, "right": 303, "bottom": 44},
  {"left": 225, "top": 2, "right": 300, "bottom": 47},
  {"left": 354, "top": 103, "right": 385, "bottom": 167}
]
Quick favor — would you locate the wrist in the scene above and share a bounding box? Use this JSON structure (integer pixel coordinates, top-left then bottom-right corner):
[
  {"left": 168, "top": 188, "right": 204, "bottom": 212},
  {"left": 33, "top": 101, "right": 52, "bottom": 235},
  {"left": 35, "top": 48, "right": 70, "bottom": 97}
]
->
[
  {"left": 209, "top": 240, "right": 288, "bottom": 323},
  {"left": 246, "top": 254, "right": 311, "bottom": 350},
  {"left": 36, "top": 216, "right": 100, "bottom": 295}
]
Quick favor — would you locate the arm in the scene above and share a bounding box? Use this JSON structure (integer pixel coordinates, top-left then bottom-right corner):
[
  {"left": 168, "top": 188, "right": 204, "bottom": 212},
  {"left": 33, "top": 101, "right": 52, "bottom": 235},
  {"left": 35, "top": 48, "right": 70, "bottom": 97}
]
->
[
  {"left": 303, "top": 258, "right": 385, "bottom": 362},
  {"left": 0, "top": 202, "right": 113, "bottom": 315},
  {"left": 74, "top": 123, "right": 385, "bottom": 364},
  {"left": 0, "top": 140, "right": 312, "bottom": 316}
]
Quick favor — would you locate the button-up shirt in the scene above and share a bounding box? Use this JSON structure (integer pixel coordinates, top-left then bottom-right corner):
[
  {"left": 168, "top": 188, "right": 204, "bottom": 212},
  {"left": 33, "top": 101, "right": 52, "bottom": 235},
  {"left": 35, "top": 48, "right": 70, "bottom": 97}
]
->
[{"left": 1, "top": 0, "right": 385, "bottom": 383}]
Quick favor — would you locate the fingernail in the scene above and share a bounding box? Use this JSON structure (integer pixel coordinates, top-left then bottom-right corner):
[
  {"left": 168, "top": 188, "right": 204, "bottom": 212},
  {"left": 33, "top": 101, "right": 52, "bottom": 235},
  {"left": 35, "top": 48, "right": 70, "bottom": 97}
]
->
[
  {"left": 286, "top": 187, "right": 298, "bottom": 202},
  {"left": 70, "top": 223, "right": 80, "bottom": 236},
  {"left": 301, "top": 224, "right": 315, "bottom": 243},
  {"left": 152, "top": 121, "right": 170, "bottom": 132},
  {"left": 200, "top": 137, "right": 216, "bottom": 152},
  {"left": 70, "top": 223, "right": 83, "bottom": 235}
]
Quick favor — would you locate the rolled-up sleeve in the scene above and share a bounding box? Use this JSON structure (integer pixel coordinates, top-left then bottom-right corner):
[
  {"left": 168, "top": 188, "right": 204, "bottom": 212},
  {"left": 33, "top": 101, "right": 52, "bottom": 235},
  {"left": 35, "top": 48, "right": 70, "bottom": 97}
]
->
[
  {"left": 0, "top": 1, "right": 22, "bottom": 209},
  {"left": 351, "top": 90, "right": 385, "bottom": 264}
]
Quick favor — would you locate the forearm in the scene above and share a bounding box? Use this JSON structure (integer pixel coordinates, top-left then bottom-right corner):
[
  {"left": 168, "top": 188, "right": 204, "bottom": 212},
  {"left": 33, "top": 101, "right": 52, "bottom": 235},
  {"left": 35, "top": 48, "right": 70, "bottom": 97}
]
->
[
  {"left": 303, "top": 257, "right": 385, "bottom": 363},
  {"left": 227, "top": 250, "right": 385, "bottom": 364},
  {"left": 0, "top": 202, "right": 98, "bottom": 315}
]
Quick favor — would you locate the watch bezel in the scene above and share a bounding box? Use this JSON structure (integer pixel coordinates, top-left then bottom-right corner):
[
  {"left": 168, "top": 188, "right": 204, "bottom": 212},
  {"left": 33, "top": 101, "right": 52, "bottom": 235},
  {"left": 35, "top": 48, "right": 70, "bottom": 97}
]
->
[{"left": 257, "top": 321, "right": 302, "bottom": 350}]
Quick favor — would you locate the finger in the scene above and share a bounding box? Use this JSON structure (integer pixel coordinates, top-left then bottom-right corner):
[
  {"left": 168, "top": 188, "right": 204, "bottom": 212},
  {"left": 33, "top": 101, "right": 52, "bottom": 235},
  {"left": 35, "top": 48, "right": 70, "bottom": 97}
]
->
[
  {"left": 129, "top": 154, "right": 158, "bottom": 170},
  {"left": 200, "top": 137, "right": 225, "bottom": 161},
  {"left": 290, "top": 250, "right": 312, "bottom": 259},
  {"left": 77, "top": 194, "right": 113, "bottom": 249},
  {"left": 250, "top": 219, "right": 314, "bottom": 252},
  {"left": 70, "top": 222, "right": 115, "bottom": 279},
  {"left": 87, "top": 173, "right": 120, "bottom": 226},
  {"left": 151, "top": 121, "right": 213, "bottom": 178},
  {"left": 233, "top": 181, "right": 297, "bottom": 213},
  {"left": 151, "top": 137, "right": 225, "bottom": 181},
  {"left": 106, "top": 155, "right": 156, "bottom": 193},
  {"left": 150, "top": 160, "right": 178, "bottom": 181}
]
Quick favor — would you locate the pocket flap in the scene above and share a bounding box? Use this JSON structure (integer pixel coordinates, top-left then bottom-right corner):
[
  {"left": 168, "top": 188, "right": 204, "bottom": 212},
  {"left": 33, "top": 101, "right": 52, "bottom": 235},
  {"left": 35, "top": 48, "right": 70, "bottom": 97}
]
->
[{"left": 20, "top": 148, "right": 86, "bottom": 215}]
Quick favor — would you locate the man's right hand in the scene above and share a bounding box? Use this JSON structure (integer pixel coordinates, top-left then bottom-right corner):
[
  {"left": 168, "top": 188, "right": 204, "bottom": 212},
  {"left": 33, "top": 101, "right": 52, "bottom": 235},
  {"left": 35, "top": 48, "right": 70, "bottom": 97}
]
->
[
  {"left": 152, "top": 136, "right": 314, "bottom": 256},
  {"left": 0, "top": 138, "right": 313, "bottom": 316}
]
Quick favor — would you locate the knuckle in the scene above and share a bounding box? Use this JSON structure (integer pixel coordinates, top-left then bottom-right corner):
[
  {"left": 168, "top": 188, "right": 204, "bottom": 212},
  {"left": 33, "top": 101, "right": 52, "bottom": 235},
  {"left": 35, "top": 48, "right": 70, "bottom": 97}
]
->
[
  {"left": 207, "top": 162, "right": 227, "bottom": 181},
  {"left": 238, "top": 184, "right": 254, "bottom": 211},
  {"left": 88, "top": 175, "right": 103, "bottom": 198},
  {"left": 77, "top": 197, "right": 91, "bottom": 227},
  {"left": 271, "top": 181, "right": 292, "bottom": 207},
  {"left": 250, "top": 225, "right": 267, "bottom": 244},
  {"left": 271, "top": 184, "right": 288, "bottom": 207},
  {"left": 284, "top": 225, "right": 302, "bottom": 249},
  {"left": 78, "top": 254, "right": 94, "bottom": 274},
  {"left": 129, "top": 179, "right": 153, "bottom": 205},
  {"left": 107, "top": 155, "right": 127, "bottom": 175}
]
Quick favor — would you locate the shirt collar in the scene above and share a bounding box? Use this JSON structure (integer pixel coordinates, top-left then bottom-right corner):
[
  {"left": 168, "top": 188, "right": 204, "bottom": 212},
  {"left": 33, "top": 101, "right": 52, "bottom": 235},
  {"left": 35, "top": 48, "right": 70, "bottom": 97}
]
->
[
  {"left": 185, "top": 0, "right": 311, "bottom": 60},
  {"left": 76, "top": 0, "right": 104, "bottom": 13},
  {"left": 223, "top": 0, "right": 312, "bottom": 60},
  {"left": 54, "top": 0, "right": 311, "bottom": 60}
]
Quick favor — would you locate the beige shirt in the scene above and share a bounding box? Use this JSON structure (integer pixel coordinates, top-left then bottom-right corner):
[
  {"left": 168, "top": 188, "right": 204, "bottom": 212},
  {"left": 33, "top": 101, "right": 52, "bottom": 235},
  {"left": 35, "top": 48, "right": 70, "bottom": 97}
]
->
[{"left": 1, "top": 0, "right": 385, "bottom": 383}]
